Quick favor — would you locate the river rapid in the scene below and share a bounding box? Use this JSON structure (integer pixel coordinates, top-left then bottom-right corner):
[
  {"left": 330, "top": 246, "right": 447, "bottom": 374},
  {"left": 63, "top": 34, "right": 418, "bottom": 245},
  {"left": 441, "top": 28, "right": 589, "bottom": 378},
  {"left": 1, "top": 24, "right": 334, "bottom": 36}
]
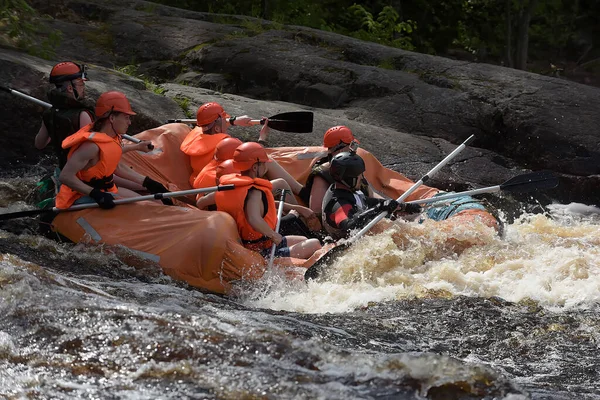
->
[{"left": 1, "top": 168, "right": 599, "bottom": 400}]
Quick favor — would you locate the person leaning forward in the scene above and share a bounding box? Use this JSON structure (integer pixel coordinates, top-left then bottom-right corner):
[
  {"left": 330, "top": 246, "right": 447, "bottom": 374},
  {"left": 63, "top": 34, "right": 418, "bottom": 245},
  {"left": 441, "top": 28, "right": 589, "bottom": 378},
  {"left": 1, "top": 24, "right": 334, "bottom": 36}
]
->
[
  {"left": 180, "top": 102, "right": 309, "bottom": 204},
  {"left": 300, "top": 125, "right": 386, "bottom": 219},
  {"left": 215, "top": 142, "right": 322, "bottom": 260},
  {"left": 55, "top": 91, "right": 171, "bottom": 210},
  {"left": 321, "top": 151, "right": 422, "bottom": 241}
]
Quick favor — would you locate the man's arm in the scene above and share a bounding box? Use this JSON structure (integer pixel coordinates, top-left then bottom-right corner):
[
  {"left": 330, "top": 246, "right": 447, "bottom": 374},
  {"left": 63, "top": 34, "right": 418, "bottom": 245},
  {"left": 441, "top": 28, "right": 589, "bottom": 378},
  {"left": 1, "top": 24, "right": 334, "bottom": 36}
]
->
[
  {"left": 196, "top": 192, "right": 216, "bottom": 210},
  {"left": 79, "top": 110, "right": 93, "bottom": 129},
  {"left": 34, "top": 121, "right": 51, "bottom": 149},
  {"left": 58, "top": 142, "right": 100, "bottom": 195},
  {"left": 114, "top": 163, "right": 146, "bottom": 186},
  {"left": 245, "top": 189, "right": 282, "bottom": 244}
]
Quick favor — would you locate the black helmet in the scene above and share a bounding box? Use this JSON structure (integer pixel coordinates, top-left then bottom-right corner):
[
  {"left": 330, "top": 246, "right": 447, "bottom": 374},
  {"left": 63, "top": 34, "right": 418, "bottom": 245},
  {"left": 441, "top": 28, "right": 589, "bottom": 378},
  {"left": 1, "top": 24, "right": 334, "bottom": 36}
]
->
[{"left": 330, "top": 151, "right": 365, "bottom": 188}]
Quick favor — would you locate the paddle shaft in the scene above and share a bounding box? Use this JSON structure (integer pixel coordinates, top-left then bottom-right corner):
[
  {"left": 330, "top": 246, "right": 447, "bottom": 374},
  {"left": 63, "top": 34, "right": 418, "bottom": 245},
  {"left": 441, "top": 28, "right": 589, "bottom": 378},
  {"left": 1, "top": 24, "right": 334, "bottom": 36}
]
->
[
  {"left": 350, "top": 135, "right": 475, "bottom": 243},
  {"left": 0, "top": 185, "right": 234, "bottom": 221},
  {"left": 268, "top": 190, "right": 288, "bottom": 269},
  {"left": 405, "top": 171, "right": 559, "bottom": 205},
  {"left": 406, "top": 186, "right": 501, "bottom": 205},
  {"left": 168, "top": 118, "right": 268, "bottom": 125},
  {"left": 1, "top": 86, "right": 150, "bottom": 148}
]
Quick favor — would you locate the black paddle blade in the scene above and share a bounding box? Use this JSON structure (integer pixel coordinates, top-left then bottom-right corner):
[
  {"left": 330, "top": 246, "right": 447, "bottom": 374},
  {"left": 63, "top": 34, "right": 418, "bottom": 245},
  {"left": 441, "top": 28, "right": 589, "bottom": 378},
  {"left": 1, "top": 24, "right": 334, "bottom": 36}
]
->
[
  {"left": 266, "top": 111, "right": 314, "bottom": 133},
  {"left": 304, "top": 242, "right": 351, "bottom": 281},
  {"left": 500, "top": 171, "right": 559, "bottom": 193},
  {"left": 0, "top": 208, "right": 52, "bottom": 221},
  {"left": 269, "top": 111, "right": 313, "bottom": 122}
]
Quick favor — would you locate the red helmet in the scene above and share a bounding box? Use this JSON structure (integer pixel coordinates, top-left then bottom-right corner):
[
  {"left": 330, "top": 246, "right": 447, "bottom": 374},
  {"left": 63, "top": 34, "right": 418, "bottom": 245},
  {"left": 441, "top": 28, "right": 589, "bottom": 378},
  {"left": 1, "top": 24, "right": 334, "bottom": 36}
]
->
[
  {"left": 95, "top": 91, "right": 136, "bottom": 117},
  {"left": 196, "top": 102, "right": 229, "bottom": 126},
  {"left": 216, "top": 159, "right": 239, "bottom": 179},
  {"left": 49, "top": 62, "right": 87, "bottom": 84},
  {"left": 323, "top": 125, "right": 359, "bottom": 149},
  {"left": 232, "top": 142, "right": 271, "bottom": 171},
  {"left": 214, "top": 137, "right": 243, "bottom": 161}
]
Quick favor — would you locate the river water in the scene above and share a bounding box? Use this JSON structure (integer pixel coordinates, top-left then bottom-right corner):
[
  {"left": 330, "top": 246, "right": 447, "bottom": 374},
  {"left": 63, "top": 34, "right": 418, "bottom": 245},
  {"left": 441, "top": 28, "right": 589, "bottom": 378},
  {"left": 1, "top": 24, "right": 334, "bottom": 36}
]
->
[{"left": 1, "top": 168, "right": 599, "bottom": 399}]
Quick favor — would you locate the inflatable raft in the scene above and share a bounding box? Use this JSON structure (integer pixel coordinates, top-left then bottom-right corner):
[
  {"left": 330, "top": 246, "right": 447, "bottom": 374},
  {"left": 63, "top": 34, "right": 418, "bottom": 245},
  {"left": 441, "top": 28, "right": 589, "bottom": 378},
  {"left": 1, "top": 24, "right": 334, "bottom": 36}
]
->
[{"left": 50, "top": 123, "right": 498, "bottom": 294}]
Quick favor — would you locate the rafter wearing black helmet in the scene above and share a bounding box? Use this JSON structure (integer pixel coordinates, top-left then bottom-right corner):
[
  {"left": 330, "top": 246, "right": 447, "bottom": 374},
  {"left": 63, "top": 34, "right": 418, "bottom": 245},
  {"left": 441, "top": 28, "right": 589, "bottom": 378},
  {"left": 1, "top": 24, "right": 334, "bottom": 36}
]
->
[{"left": 321, "top": 152, "right": 421, "bottom": 240}]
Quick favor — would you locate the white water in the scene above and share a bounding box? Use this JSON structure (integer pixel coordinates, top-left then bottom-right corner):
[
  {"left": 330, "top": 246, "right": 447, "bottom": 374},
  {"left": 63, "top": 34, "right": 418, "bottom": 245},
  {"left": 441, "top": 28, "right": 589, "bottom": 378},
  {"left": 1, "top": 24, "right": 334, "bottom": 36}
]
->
[{"left": 245, "top": 204, "right": 600, "bottom": 313}]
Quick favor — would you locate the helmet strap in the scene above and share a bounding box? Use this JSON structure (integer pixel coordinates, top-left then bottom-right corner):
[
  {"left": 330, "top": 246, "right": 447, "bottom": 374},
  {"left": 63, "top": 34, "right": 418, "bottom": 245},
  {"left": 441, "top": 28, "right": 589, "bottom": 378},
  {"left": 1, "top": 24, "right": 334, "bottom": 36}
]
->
[
  {"left": 107, "top": 112, "right": 122, "bottom": 140},
  {"left": 341, "top": 177, "right": 358, "bottom": 188},
  {"left": 70, "top": 81, "right": 81, "bottom": 100}
]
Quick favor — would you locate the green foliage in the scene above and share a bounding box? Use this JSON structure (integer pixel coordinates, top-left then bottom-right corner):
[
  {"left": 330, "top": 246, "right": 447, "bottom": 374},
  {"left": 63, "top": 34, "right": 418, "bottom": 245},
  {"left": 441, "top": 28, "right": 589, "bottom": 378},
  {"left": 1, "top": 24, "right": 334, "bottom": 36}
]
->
[
  {"left": 82, "top": 24, "right": 114, "bottom": 52},
  {"left": 0, "top": 0, "right": 62, "bottom": 59},
  {"left": 145, "top": 0, "right": 600, "bottom": 72},
  {"left": 116, "top": 64, "right": 166, "bottom": 95},
  {"left": 173, "top": 96, "right": 193, "bottom": 118},
  {"left": 348, "top": 4, "right": 415, "bottom": 50},
  {"left": 377, "top": 57, "right": 395, "bottom": 70}
]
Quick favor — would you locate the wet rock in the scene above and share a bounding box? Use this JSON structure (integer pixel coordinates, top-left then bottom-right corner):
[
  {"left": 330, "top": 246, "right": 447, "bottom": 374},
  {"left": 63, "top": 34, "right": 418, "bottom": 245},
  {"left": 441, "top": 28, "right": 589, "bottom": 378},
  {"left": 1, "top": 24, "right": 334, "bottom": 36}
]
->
[{"left": 5, "top": 0, "right": 600, "bottom": 205}]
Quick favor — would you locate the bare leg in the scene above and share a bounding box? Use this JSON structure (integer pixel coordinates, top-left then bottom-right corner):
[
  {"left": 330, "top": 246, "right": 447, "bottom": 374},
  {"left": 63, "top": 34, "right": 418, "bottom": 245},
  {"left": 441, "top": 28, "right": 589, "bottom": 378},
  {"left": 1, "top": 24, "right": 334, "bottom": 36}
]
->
[{"left": 285, "top": 236, "right": 322, "bottom": 259}]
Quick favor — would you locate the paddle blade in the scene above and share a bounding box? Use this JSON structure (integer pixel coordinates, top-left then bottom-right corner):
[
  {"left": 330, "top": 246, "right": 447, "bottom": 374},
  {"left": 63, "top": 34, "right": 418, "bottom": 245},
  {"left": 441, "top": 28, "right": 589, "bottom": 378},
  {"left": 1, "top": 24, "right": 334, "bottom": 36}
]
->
[
  {"left": 0, "top": 208, "right": 51, "bottom": 221},
  {"left": 304, "top": 242, "right": 350, "bottom": 280},
  {"left": 499, "top": 171, "right": 559, "bottom": 193},
  {"left": 267, "top": 111, "right": 313, "bottom": 133},
  {"left": 269, "top": 111, "right": 313, "bottom": 121}
]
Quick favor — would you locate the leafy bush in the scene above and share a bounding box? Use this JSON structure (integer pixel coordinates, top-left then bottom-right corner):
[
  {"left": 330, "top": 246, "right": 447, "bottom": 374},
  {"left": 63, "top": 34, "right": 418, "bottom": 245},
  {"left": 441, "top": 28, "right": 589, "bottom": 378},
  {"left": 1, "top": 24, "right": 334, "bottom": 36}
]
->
[{"left": 0, "top": 0, "right": 62, "bottom": 59}]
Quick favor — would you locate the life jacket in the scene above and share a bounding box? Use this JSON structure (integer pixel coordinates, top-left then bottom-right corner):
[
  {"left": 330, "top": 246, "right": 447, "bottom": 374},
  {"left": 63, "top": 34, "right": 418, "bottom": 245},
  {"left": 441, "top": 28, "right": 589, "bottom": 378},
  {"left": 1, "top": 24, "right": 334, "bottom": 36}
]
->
[
  {"left": 215, "top": 175, "right": 277, "bottom": 251},
  {"left": 55, "top": 125, "right": 122, "bottom": 209},
  {"left": 180, "top": 126, "right": 229, "bottom": 185},
  {"left": 42, "top": 89, "right": 94, "bottom": 168},
  {"left": 321, "top": 184, "right": 370, "bottom": 240},
  {"left": 192, "top": 159, "right": 218, "bottom": 199},
  {"left": 304, "top": 156, "right": 371, "bottom": 205}
]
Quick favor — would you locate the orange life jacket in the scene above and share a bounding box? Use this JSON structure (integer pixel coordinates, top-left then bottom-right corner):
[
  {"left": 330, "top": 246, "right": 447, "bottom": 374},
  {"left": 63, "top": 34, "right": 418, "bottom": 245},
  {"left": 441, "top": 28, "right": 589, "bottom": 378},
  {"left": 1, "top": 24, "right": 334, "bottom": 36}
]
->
[
  {"left": 55, "top": 125, "right": 122, "bottom": 209},
  {"left": 215, "top": 175, "right": 277, "bottom": 251},
  {"left": 180, "top": 126, "right": 229, "bottom": 185},
  {"left": 192, "top": 158, "right": 218, "bottom": 199}
]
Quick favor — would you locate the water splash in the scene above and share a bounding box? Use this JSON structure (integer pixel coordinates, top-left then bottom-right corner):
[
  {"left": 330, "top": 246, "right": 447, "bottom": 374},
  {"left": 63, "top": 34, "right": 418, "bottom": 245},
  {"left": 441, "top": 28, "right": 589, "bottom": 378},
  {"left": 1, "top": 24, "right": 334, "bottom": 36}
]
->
[{"left": 245, "top": 210, "right": 600, "bottom": 313}]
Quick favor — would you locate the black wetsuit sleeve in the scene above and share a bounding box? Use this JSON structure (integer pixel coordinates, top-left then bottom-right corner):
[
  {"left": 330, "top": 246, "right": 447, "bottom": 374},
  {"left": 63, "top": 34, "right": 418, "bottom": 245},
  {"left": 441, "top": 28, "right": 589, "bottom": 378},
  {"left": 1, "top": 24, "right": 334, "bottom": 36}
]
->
[{"left": 339, "top": 206, "right": 384, "bottom": 232}]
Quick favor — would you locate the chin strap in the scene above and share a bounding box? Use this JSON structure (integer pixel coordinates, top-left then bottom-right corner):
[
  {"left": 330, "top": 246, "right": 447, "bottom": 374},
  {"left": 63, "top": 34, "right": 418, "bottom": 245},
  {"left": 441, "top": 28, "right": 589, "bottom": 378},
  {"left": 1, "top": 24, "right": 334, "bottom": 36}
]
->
[{"left": 70, "top": 80, "right": 81, "bottom": 101}]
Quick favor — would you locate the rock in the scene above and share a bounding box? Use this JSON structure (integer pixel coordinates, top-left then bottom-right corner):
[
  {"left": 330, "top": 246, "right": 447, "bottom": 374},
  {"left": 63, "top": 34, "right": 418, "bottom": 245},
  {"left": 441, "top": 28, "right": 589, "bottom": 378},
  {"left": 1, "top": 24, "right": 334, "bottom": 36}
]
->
[{"left": 4, "top": 0, "right": 600, "bottom": 205}]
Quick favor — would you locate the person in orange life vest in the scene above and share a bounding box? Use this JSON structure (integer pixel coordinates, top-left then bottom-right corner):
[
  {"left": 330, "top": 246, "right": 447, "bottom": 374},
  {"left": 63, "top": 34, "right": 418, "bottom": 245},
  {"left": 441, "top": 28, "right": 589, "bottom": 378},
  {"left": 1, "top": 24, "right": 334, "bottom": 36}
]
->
[
  {"left": 36, "top": 62, "right": 153, "bottom": 168},
  {"left": 180, "top": 102, "right": 307, "bottom": 204},
  {"left": 197, "top": 141, "right": 320, "bottom": 236},
  {"left": 299, "top": 125, "right": 385, "bottom": 219},
  {"left": 193, "top": 137, "right": 242, "bottom": 194},
  {"left": 196, "top": 159, "right": 239, "bottom": 210},
  {"left": 215, "top": 142, "right": 321, "bottom": 259},
  {"left": 56, "top": 91, "right": 171, "bottom": 209}
]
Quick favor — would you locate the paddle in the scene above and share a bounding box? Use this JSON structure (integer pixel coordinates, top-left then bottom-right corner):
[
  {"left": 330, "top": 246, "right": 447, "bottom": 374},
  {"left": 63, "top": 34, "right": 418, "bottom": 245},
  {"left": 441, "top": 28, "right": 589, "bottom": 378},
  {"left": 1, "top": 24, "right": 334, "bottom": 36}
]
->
[
  {"left": 304, "top": 134, "right": 475, "bottom": 281},
  {"left": 0, "top": 85, "right": 153, "bottom": 149},
  {"left": 0, "top": 184, "right": 234, "bottom": 221},
  {"left": 405, "top": 171, "right": 559, "bottom": 205},
  {"left": 167, "top": 111, "right": 314, "bottom": 133},
  {"left": 268, "top": 189, "right": 288, "bottom": 270}
]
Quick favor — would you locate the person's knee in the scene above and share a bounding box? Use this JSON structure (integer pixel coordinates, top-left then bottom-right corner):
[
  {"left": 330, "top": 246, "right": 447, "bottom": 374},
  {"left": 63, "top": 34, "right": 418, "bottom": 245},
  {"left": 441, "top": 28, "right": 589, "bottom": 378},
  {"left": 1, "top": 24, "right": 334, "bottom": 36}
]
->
[
  {"left": 271, "top": 178, "right": 290, "bottom": 190},
  {"left": 305, "top": 238, "right": 322, "bottom": 252}
]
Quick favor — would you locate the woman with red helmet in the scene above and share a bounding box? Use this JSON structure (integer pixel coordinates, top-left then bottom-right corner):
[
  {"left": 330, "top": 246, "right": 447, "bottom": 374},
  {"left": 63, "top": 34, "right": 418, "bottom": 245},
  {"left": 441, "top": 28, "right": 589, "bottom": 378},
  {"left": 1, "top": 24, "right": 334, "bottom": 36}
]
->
[{"left": 56, "top": 91, "right": 171, "bottom": 209}]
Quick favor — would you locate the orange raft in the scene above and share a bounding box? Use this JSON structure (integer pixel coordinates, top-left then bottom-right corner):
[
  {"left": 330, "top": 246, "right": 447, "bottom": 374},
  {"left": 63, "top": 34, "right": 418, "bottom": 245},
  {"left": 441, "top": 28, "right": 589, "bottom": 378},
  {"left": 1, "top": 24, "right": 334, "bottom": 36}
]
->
[{"left": 50, "top": 123, "right": 498, "bottom": 294}]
